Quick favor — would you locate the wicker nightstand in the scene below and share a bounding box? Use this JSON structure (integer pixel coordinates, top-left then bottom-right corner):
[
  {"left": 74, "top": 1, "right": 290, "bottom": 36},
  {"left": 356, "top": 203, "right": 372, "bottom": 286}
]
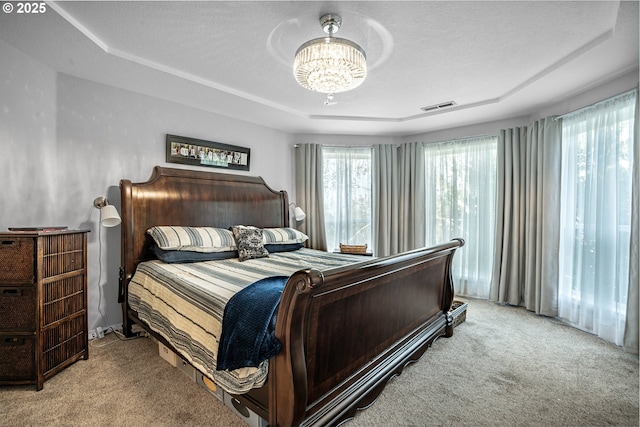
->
[{"left": 0, "top": 229, "right": 89, "bottom": 390}]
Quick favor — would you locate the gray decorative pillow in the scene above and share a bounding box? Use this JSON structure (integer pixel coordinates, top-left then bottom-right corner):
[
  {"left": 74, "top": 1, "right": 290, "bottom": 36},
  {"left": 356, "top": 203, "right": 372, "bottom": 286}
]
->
[{"left": 232, "top": 225, "right": 269, "bottom": 262}]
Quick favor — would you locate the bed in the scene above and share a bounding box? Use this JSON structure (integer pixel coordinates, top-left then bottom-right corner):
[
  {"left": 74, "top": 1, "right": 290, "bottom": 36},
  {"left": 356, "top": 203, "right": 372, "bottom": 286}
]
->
[{"left": 119, "top": 166, "right": 464, "bottom": 427}]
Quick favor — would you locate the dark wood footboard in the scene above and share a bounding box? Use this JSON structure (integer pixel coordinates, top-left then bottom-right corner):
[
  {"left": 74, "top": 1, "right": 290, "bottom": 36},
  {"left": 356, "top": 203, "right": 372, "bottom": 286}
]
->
[
  {"left": 119, "top": 166, "right": 464, "bottom": 427},
  {"left": 270, "top": 239, "right": 464, "bottom": 426}
]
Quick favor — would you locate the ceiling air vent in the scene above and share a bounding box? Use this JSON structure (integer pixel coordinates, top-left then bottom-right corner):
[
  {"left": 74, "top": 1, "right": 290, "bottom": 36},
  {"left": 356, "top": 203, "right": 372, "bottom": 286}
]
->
[{"left": 420, "top": 101, "right": 457, "bottom": 112}]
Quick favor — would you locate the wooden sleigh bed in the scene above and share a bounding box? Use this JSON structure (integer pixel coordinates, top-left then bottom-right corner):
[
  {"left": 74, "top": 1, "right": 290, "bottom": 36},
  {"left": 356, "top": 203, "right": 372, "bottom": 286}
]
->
[{"left": 118, "top": 166, "right": 464, "bottom": 427}]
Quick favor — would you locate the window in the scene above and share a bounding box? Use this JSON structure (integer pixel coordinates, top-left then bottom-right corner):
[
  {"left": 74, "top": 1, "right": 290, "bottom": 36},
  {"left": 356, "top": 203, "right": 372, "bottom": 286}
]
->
[
  {"left": 558, "top": 90, "right": 636, "bottom": 345},
  {"left": 322, "top": 147, "right": 372, "bottom": 252},
  {"left": 424, "top": 136, "right": 497, "bottom": 298}
]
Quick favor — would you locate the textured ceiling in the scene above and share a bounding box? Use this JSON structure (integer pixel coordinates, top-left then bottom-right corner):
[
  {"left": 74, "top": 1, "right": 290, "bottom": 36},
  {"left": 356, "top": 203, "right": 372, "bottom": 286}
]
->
[{"left": 1, "top": 1, "right": 637, "bottom": 136}]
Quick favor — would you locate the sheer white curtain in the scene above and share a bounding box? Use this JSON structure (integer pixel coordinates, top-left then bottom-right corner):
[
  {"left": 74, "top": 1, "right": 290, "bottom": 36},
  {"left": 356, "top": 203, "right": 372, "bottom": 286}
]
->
[
  {"left": 322, "top": 147, "right": 372, "bottom": 252},
  {"left": 558, "top": 90, "right": 637, "bottom": 346},
  {"left": 424, "top": 136, "right": 497, "bottom": 298}
]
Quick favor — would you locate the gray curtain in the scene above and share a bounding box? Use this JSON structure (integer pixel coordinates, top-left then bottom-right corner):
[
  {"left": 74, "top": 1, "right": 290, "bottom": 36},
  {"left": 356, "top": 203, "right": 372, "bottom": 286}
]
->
[
  {"left": 490, "top": 117, "right": 561, "bottom": 316},
  {"left": 399, "top": 142, "right": 426, "bottom": 251},
  {"left": 372, "top": 142, "right": 425, "bottom": 256},
  {"left": 294, "top": 144, "right": 327, "bottom": 251},
  {"left": 372, "top": 144, "right": 399, "bottom": 256},
  {"left": 623, "top": 94, "right": 639, "bottom": 355}
]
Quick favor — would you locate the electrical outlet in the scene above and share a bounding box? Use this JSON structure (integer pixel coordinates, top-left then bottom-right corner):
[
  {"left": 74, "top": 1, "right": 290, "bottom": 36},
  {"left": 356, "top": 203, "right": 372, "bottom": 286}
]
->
[
  {"left": 96, "top": 326, "right": 104, "bottom": 339},
  {"left": 88, "top": 330, "right": 97, "bottom": 340}
]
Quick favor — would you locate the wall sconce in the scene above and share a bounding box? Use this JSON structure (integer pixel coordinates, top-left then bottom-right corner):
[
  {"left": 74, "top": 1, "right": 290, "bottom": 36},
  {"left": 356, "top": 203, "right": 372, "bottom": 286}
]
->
[
  {"left": 289, "top": 203, "right": 306, "bottom": 222},
  {"left": 93, "top": 196, "right": 121, "bottom": 227}
]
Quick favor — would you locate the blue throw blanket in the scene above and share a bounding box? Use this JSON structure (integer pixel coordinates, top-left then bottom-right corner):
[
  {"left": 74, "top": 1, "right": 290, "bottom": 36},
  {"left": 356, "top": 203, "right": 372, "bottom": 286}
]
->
[{"left": 216, "top": 276, "right": 288, "bottom": 371}]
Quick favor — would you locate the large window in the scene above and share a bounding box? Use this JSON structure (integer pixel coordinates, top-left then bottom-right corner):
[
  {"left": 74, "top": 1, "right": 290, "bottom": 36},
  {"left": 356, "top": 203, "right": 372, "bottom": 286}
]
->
[
  {"left": 558, "top": 90, "right": 636, "bottom": 345},
  {"left": 322, "top": 147, "right": 372, "bottom": 252},
  {"left": 424, "top": 136, "right": 497, "bottom": 298}
]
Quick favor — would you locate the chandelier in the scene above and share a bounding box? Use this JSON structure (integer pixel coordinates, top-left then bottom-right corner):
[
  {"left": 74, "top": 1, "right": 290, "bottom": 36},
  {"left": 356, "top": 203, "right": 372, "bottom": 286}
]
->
[{"left": 293, "top": 14, "right": 367, "bottom": 95}]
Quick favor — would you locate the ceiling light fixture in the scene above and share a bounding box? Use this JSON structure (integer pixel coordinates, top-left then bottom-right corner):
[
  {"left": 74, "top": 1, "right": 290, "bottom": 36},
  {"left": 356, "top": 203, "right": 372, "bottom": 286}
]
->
[{"left": 293, "top": 14, "right": 367, "bottom": 98}]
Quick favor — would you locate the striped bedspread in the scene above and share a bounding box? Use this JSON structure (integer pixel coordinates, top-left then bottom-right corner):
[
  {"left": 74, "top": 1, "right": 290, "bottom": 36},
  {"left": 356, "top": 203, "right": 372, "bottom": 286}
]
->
[{"left": 128, "top": 248, "right": 364, "bottom": 394}]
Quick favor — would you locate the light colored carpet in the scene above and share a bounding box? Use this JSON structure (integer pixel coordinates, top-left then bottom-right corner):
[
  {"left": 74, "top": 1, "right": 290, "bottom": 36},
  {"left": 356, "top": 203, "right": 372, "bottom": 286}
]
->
[{"left": 1, "top": 299, "right": 638, "bottom": 427}]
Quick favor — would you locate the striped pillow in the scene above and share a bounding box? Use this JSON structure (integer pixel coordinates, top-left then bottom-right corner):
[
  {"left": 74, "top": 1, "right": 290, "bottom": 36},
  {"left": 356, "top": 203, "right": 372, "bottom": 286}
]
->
[
  {"left": 147, "top": 226, "right": 236, "bottom": 253},
  {"left": 262, "top": 228, "right": 308, "bottom": 245}
]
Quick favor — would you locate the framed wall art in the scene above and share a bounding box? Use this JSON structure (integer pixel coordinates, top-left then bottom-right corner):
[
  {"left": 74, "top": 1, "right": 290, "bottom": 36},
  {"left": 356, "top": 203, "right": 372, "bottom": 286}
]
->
[{"left": 166, "top": 134, "right": 250, "bottom": 171}]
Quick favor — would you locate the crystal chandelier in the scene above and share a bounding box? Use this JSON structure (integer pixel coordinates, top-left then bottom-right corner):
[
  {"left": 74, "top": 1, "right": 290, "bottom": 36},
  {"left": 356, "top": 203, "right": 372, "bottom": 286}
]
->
[{"left": 293, "top": 14, "right": 367, "bottom": 95}]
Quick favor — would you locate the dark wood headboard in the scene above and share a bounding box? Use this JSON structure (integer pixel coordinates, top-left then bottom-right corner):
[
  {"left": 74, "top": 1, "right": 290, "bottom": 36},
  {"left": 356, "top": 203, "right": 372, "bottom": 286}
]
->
[{"left": 119, "top": 166, "right": 289, "bottom": 299}]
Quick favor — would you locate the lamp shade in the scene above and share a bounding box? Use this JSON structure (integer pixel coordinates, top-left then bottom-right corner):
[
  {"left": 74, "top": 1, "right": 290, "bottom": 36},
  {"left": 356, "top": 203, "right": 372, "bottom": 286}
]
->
[
  {"left": 294, "top": 206, "right": 306, "bottom": 222},
  {"left": 100, "top": 204, "right": 121, "bottom": 227}
]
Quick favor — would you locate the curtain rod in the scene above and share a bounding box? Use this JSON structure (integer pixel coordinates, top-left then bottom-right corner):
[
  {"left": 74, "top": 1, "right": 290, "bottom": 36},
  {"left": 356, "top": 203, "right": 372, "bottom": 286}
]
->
[
  {"left": 293, "top": 144, "right": 392, "bottom": 148},
  {"left": 422, "top": 133, "right": 498, "bottom": 145},
  {"left": 553, "top": 87, "right": 638, "bottom": 121}
]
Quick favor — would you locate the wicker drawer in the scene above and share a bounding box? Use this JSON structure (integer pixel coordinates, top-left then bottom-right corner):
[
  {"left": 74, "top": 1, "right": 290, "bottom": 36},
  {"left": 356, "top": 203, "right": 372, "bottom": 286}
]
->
[
  {"left": 42, "top": 275, "right": 85, "bottom": 326},
  {"left": 42, "top": 251, "right": 84, "bottom": 278},
  {"left": 42, "top": 315, "right": 86, "bottom": 374},
  {"left": 42, "top": 233, "right": 84, "bottom": 255},
  {"left": 0, "top": 287, "right": 36, "bottom": 331},
  {"left": 0, "top": 335, "right": 36, "bottom": 381},
  {"left": 0, "top": 238, "right": 35, "bottom": 283}
]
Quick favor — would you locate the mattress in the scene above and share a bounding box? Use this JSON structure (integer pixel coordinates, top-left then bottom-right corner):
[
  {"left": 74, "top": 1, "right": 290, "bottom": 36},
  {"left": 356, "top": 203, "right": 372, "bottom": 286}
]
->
[{"left": 128, "top": 248, "right": 363, "bottom": 394}]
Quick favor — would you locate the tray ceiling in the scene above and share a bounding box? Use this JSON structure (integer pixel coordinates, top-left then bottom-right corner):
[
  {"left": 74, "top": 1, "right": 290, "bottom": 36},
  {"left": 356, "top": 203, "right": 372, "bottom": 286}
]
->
[{"left": 0, "top": 1, "right": 637, "bottom": 136}]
